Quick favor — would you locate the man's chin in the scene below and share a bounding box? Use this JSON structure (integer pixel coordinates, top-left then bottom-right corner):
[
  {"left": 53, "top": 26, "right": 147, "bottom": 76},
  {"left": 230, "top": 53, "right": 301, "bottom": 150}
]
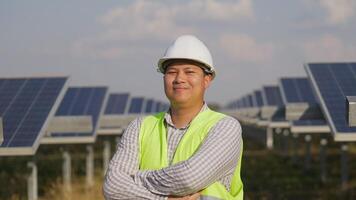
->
[{"left": 170, "top": 97, "right": 190, "bottom": 106}]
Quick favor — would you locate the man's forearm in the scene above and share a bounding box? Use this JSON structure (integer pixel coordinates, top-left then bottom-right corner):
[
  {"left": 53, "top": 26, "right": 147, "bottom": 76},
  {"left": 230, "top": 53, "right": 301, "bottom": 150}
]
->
[{"left": 104, "top": 166, "right": 167, "bottom": 200}]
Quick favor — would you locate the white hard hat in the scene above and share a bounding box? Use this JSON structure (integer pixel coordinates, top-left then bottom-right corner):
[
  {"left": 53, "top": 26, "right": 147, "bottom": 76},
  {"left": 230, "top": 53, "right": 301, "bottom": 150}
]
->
[{"left": 157, "top": 35, "right": 216, "bottom": 78}]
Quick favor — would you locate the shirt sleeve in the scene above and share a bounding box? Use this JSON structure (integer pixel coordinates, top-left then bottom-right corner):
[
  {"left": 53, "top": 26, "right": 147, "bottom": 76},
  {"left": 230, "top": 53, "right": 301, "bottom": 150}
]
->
[
  {"left": 133, "top": 116, "right": 243, "bottom": 196},
  {"left": 103, "top": 117, "right": 167, "bottom": 200}
]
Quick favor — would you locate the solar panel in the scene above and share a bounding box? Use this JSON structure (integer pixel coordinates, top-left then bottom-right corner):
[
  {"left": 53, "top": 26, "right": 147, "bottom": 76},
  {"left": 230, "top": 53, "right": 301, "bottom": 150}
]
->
[
  {"left": 247, "top": 94, "right": 254, "bottom": 108},
  {"left": 128, "top": 97, "right": 144, "bottom": 114},
  {"left": 253, "top": 90, "right": 264, "bottom": 107},
  {"left": 306, "top": 63, "right": 356, "bottom": 141},
  {"left": 144, "top": 99, "right": 154, "bottom": 113},
  {"left": 262, "top": 86, "right": 284, "bottom": 106},
  {"left": 279, "top": 77, "right": 317, "bottom": 104},
  {"left": 43, "top": 86, "right": 108, "bottom": 142},
  {"left": 154, "top": 101, "right": 161, "bottom": 112},
  {"left": 0, "top": 77, "right": 68, "bottom": 155},
  {"left": 242, "top": 96, "right": 250, "bottom": 108},
  {"left": 104, "top": 93, "right": 129, "bottom": 115}
]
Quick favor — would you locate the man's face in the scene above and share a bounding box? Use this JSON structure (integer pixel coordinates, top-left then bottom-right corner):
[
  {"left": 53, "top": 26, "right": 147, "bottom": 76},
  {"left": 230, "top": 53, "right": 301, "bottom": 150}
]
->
[{"left": 163, "top": 61, "right": 212, "bottom": 107}]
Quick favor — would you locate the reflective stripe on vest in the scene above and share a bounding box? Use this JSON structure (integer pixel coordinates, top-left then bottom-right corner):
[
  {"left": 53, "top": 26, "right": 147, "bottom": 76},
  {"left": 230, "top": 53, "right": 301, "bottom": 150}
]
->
[{"left": 139, "top": 108, "right": 243, "bottom": 200}]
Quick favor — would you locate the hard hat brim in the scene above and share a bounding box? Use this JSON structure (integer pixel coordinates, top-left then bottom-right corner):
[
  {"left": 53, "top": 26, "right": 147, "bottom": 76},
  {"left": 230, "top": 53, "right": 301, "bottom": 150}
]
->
[{"left": 157, "top": 57, "right": 216, "bottom": 78}]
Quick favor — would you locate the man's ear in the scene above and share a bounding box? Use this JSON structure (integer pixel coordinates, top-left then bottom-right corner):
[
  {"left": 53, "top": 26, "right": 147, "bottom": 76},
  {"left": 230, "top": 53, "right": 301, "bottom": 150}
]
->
[{"left": 204, "top": 75, "right": 213, "bottom": 89}]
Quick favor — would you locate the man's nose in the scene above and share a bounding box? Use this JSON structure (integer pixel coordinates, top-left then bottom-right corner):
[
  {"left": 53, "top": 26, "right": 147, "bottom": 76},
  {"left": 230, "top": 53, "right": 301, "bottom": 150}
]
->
[{"left": 173, "top": 71, "right": 186, "bottom": 83}]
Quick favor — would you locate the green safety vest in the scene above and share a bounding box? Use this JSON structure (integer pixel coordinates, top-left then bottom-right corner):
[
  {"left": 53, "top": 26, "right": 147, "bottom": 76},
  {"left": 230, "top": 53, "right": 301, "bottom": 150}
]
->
[{"left": 139, "top": 108, "right": 243, "bottom": 200}]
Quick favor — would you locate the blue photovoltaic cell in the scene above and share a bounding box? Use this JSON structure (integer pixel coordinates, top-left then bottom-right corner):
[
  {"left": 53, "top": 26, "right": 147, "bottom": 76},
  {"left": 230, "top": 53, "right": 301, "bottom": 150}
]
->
[
  {"left": 104, "top": 93, "right": 129, "bottom": 114},
  {"left": 280, "top": 78, "right": 317, "bottom": 104},
  {"left": 262, "top": 86, "right": 284, "bottom": 106},
  {"left": 306, "top": 63, "right": 356, "bottom": 135},
  {"left": 247, "top": 94, "right": 254, "bottom": 108},
  {"left": 292, "top": 119, "right": 327, "bottom": 126},
  {"left": 243, "top": 96, "right": 250, "bottom": 108},
  {"left": 145, "top": 99, "right": 154, "bottom": 113},
  {"left": 0, "top": 77, "right": 67, "bottom": 148},
  {"left": 253, "top": 90, "right": 263, "bottom": 107},
  {"left": 128, "top": 97, "right": 144, "bottom": 114},
  {"left": 52, "top": 87, "right": 107, "bottom": 137}
]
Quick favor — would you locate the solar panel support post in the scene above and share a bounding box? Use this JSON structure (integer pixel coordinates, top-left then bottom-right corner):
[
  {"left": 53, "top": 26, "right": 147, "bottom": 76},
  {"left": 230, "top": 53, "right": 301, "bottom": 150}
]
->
[
  {"left": 341, "top": 144, "right": 349, "bottom": 191},
  {"left": 282, "top": 129, "right": 290, "bottom": 157},
  {"left": 275, "top": 128, "right": 282, "bottom": 150},
  {"left": 304, "top": 135, "right": 312, "bottom": 171},
  {"left": 86, "top": 145, "right": 94, "bottom": 188},
  {"left": 291, "top": 133, "right": 299, "bottom": 165},
  {"left": 62, "top": 150, "right": 72, "bottom": 193},
  {"left": 0, "top": 118, "right": 3, "bottom": 145},
  {"left": 320, "top": 138, "right": 327, "bottom": 183},
  {"left": 103, "top": 140, "right": 111, "bottom": 176},
  {"left": 27, "top": 161, "right": 38, "bottom": 200},
  {"left": 266, "top": 127, "right": 273, "bottom": 150}
]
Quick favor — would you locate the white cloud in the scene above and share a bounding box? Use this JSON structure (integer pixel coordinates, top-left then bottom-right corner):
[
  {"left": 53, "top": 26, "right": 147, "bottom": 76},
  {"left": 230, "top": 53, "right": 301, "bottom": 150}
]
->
[
  {"left": 99, "top": 0, "right": 254, "bottom": 40},
  {"left": 183, "top": 0, "right": 254, "bottom": 21},
  {"left": 98, "top": 1, "right": 194, "bottom": 41},
  {"left": 219, "top": 34, "right": 275, "bottom": 63},
  {"left": 71, "top": 0, "right": 255, "bottom": 60},
  {"left": 303, "top": 34, "right": 356, "bottom": 61},
  {"left": 318, "top": 0, "right": 355, "bottom": 25}
]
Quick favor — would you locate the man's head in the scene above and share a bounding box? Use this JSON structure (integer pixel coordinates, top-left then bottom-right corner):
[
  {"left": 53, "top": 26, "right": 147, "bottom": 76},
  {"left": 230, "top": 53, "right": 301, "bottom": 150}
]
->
[{"left": 157, "top": 35, "right": 215, "bottom": 107}]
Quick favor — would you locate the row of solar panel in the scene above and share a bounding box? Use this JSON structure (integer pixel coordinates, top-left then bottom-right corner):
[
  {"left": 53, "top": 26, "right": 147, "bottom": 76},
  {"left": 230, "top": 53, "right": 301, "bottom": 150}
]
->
[
  {"left": 105, "top": 93, "right": 169, "bottom": 115},
  {"left": 0, "top": 77, "right": 169, "bottom": 156},
  {"left": 227, "top": 62, "right": 356, "bottom": 141},
  {"left": 226, "top": 77, "right": 317, "bottom": 109}
]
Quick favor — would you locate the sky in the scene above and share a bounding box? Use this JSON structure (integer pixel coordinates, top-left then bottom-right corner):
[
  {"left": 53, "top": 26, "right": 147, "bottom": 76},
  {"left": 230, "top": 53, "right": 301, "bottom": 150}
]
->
[{"left": 1, "top": 0, "right": 356, "bottom": 106}]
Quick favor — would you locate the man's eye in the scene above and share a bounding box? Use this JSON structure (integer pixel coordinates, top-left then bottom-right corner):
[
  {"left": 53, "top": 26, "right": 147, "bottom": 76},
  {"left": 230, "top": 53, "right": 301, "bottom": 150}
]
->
[{"left": 186, "top": 71, "right": 195, "bottom": 74}]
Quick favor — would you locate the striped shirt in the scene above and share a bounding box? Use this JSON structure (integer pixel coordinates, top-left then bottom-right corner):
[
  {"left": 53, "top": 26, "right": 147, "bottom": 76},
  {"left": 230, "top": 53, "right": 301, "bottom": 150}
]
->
[{"left": 103, "top": 104, "right": 243, "bottom": 199}]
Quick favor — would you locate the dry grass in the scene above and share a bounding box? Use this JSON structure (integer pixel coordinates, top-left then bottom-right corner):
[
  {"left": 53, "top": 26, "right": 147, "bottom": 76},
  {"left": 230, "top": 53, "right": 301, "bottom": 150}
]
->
[{"left": 39, "top": 176, "right": 105, "bottom": 200}]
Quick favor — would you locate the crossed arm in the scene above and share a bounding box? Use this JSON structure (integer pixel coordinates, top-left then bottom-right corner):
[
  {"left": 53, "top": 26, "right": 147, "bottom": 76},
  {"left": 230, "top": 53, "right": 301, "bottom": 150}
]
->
[{"left": 103, "top": 116, "right": 242, "bottom": 199}]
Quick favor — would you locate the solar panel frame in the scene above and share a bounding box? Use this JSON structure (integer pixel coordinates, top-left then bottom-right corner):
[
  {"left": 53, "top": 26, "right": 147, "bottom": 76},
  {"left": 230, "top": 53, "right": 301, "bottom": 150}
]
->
[
  {"left": 305, "top": 63, "right": 356, "bottom": 141},
  {"left": 0, "top": 77, "right": 69, "bottom": 156},
  {"left": 291, "top": 119, "right": 330, "bottom": 134}
]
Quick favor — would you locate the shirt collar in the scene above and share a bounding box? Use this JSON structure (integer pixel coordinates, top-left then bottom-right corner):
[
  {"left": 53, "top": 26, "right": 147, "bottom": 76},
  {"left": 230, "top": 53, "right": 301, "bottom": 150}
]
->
[{"left": 164, "top": 103, "right": 209, "bottom": 129}]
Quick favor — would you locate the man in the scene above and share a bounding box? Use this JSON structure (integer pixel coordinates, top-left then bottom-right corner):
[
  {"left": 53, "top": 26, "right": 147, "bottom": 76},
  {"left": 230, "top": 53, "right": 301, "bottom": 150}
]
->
[{"left": 103, "top": 35, "right": 243, "bottom": 200}]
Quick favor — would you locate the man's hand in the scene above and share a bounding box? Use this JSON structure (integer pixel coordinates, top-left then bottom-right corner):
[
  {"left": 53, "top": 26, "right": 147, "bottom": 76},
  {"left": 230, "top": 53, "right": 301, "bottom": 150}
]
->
[{"left": 168, "top": 192, "right": 201, "bottom": 200}]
